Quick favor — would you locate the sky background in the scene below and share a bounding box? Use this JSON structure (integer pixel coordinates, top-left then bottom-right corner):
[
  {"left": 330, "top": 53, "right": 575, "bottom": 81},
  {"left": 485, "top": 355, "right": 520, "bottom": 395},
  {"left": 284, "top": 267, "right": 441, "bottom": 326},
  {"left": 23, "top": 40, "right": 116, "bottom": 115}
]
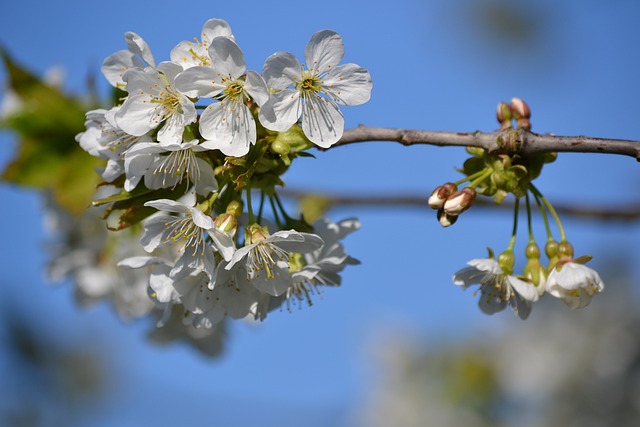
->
[{"left": 1, "top": 0, "right": 640, "bottom": 426}]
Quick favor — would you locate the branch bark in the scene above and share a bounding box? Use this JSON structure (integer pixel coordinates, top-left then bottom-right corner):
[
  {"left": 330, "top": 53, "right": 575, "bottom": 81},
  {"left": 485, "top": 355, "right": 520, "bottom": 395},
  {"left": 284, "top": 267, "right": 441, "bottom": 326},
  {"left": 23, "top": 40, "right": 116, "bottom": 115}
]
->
[{"left": 332, "top": 126, "right": 640, "bottom": 161}]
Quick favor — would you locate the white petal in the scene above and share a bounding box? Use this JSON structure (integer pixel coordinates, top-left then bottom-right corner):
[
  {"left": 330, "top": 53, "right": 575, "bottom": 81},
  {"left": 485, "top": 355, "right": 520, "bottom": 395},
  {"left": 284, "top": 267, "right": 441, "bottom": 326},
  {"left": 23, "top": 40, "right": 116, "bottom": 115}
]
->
[
  {"left": 262, "top": 52, "right": 302, "bottom": 90},
  {"left": 467, "top": 258, "right": 501, "bottom": 274},
  {"left": 199, "top": 102, "right": 234, "bottom": 145},
  {"left": 102, "top": 50, "right": 144, "bottom": 87},
  {"left": 301, "top": 95, "right": 344, "bottom": 148},
  {"left": 508, "top": 276, "right": 539, "bottom": 302},
  {"left": 304, "top": 30, "right": 344, "bottom": 73},
  {"left": 190, "top": 208, "right": 214, "bottom": 229},
  {"left": 170, "top": 41, "right": 207, "bottom": 68},
  {"left": 125, "top": 31, "right": 156, "bottom": 68},
  {"left": 115, "top": 94, "right": 156, "bottom": 136},
  {"left": 208, "top": 37, "right": 246, "bottom": 79},
  {"left": 323, "top": 63, "right": 372, "bottom": 106},
  {"left": 258, "top": 90, "right": 301, "bottom": 132},
  {"left": 244, "top": 70, "right": 270, "bottom": 106},
  {"left": 144, "top": 199, "right": 190, "bottom": 213},
  {"left": 202, "top": 18, "right": 234, "bottom": 45},
  {"left": 174, "top": 66, "right": 225, "bottom": 98},
  {"left": 194, "top": 157, "right": 218, "bottom": 196}
]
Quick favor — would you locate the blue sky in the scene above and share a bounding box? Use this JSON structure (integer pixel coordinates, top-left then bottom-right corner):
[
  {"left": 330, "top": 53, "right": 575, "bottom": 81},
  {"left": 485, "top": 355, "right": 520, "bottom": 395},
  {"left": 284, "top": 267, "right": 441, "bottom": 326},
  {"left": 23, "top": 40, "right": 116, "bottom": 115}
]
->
[{"left": 1, "top": 1, "right": 640, "bottom": 425}]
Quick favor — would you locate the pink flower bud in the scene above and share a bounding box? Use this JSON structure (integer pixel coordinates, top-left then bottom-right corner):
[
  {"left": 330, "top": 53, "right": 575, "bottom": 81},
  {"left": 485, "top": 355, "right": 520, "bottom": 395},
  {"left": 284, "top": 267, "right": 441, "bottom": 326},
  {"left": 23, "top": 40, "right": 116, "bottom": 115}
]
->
[
  {"left": 437, "top": 209, "right": 458, "bottom": 227},
  {"left": 510, "top": 98, "right": 531, "bottom": 119},
  {"left": 215, "top": 212, "right": 238, "bottom": 235},
  {"left": 428, "top": 182, "right": 457, "bottom": 209},
  {"left": 443, "top": 187, "right": 476, "bottom": 215}
]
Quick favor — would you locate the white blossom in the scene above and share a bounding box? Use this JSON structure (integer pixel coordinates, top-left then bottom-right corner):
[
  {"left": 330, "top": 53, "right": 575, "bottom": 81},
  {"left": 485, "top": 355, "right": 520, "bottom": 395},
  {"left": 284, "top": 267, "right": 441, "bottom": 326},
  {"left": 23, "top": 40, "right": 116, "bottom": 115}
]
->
[
  {"left": 546, "top": 262, "right": 605, "bottom": 309},
  {"left": 122, "top": 139, "right": 217, "bottom": 196},
  {"left": 225, "top": 225, "right": 324, "bottom": 297},
  {"left": 102, "top": 31, "right": 156, "bottom": 89},
  {"left": 170, "top": 18, "right": 235, "bottom": 69},
  {"left": 115, "top": 62, "right": 196, "bottom": 145},
  {"left": 174, "top": 37, "right": 270, "bottom": 157},
  {"left": 259, "top": 30, "right": 372, "bottom": 147},
  {"left": 453, "top": 258, "right": 539, "bottom": 320}
]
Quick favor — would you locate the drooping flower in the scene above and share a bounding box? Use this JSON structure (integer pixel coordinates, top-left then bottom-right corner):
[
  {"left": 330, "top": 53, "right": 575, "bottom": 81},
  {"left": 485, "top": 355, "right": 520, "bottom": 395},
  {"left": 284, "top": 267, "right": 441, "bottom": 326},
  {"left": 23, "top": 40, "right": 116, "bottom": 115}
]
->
[
  {"left": 170, "top": 18, "right": 235, "bottom": 69},
  {"left": 115, "top": 62, "right": 196, "bottom": 145},
  {"left": 122, "top": 139, "right": 217, "bottom": 196},
  {"left": 546, "top": 262, "right": 604, "bottom": 309},
  {"left": 77, "top": 107, "right": 151, "bottom": 182},
  {"left": 258, "top": 30, "right": 372, "bottom": 147},
  {"left": 102, "top": 32, "right": 156, "bottom": 89},
  {"left": 225, "top": 224, "right": 323, "bottom": 297},
  {"left": 255, "top": 218, "right": 361, "bottom": 318},
  {"left": 174, "top": 37, "right": 270, "bottom": 157},
  {"left": 140, "top": 198, "right": 233, "bottom": 282},
  {"left": 453, "top": 258, "right": 539, "bottom": 319}
]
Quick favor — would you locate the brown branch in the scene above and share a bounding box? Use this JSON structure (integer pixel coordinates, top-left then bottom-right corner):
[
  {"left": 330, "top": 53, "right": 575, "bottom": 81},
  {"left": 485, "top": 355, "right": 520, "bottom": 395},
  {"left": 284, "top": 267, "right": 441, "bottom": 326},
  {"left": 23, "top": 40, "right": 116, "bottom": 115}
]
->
[
  {"left": 332, "top": 126, "right": 640, "bottom": 161},
  {"left": 279, "top": 189, "right": 640, "bottom": 222}
]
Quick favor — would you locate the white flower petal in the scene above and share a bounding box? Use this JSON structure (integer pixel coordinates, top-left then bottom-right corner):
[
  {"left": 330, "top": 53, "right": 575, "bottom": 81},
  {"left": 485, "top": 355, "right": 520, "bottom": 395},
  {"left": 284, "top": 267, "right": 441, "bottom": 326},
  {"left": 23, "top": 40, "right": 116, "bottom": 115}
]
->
[
  {"left": 208, "top": 37, "right": 246, "bottom": 79},
  {"left": 102, "top": 50, "right": 144, "bottom": 87},
  {"left": 174, "top": 66, "right": 225, "bottom": 98},
  {"left": 301, "top": 95, "right": 344, "bottom": 147},
  {"left": 323, "top": 63, "right": 372, "bottom": 106},
  {"left": 262, "top": 52, "right": 302, "bottom": 90},
  {"left": 125, "top": 31, "right": 156, "bottom": 68},
  {"left": 258, "top": 90, "right": 301, "bottom": 132},
  {"left": 508, "top": 276, "right": 539, "bottom": 302},
  {"left": 199, "top": 102, "right": 234, "bottom": 145},
  {"left": 245, "top": 70, "right": 270, "bottom": 106},
  {"left": 202, "top": 18, "right": 235, "bottom": 44},
  {"left": 304, "top": 30, "right": 344, "bottom": 73}
]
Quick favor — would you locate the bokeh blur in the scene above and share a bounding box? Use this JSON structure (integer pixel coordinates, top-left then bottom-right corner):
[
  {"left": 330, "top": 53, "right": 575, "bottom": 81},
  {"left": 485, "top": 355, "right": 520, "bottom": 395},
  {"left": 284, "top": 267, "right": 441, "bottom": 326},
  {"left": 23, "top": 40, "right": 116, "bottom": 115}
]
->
[{"left": 1, "top": 1, "right": 640, "bottom": 426}]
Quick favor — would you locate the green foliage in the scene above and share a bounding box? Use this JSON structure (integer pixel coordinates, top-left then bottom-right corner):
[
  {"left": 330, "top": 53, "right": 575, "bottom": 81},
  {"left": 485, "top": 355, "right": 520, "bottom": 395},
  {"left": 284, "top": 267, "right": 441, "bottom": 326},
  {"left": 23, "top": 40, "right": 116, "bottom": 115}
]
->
[{"left": 0, "top": 48, "right": 102, "bottom": 215}]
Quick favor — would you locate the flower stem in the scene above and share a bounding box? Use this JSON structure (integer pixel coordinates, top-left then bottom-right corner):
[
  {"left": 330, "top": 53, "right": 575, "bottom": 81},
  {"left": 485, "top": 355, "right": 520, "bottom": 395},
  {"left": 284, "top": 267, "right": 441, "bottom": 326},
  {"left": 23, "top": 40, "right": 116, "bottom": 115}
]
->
[
  {"left": 525, "top": 192, "right": 534, "bottom": 243},
  {"left": 507, "top": 197, "right": 520, "bottom": 251},
  {"left": 269, "top": 195, "right": 283, "bottom": 229},
  {"left": 257, "top": 191, "right": 265, "bottom": 223},
  {"left": 246, "top": 187, "right": 255, "bottom": 224},
  {"left": 530, "top": 184, "right": 566, "bottom": 241},
  {"left": 468, "top": 169, "right": 493, "bottom": 189},
  {"left": 453, "top": 168, "right": 491, "bottom": 187}
]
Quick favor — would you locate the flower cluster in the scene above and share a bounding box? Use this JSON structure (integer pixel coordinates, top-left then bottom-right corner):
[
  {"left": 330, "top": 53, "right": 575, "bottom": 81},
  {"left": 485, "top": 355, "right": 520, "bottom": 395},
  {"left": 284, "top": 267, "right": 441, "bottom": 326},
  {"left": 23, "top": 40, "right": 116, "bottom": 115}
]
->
[
  {"left": 74, "top": 19, "right": 369, "bottom": 354},
  {"left": 443, "top": 101, "right": 605, "bottom": 318}
]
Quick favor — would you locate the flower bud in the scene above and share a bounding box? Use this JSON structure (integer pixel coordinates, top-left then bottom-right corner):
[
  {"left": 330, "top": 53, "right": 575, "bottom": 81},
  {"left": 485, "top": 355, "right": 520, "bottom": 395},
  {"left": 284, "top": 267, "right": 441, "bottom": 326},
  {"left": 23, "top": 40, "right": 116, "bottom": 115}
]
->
[
  {"left": 496, "top": 102, "right": 513, "bottom": 130},
  {"left": 214, "top": 212, "right": 238, "bottom": 235},
  {"left": 511, "top": 98, "right": 531, "bottom": 130},
  {"left": 428, "top": 182, "right": 457, "bottom": 209},
  {"left": 510, "top": 98, "right": 531, "bottom": 119},
  {"left": 443, "top": 187, "right": 476, "bottom": 215},
  {"left": 225, "top": 200, "right": 243, "bottom": 217},
  {"left": 271, "top": 139, "right": 291, "bottom": 156},
  {"left": 437, "top": 209, "right": 458, "bottom": 227}
]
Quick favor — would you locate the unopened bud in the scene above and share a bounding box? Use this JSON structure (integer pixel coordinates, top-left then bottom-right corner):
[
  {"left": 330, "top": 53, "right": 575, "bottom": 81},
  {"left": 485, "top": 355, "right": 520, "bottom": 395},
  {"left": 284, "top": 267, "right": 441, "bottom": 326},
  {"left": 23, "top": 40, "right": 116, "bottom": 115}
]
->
[
  {"left": 428, "top": 182, "right": 457, "bottom": 209},
  {"left": 245, "top": 223, "right": 270, "bottom": 245},
  {"left": 214, "top": 212, "right": 238, "bottom": 235},
  {"left": 496, "top": 102, "right": 513, "bottom": 130},
  {"left": 443, "top": 187, "right": 476, "bottom": 215},
  {"left": 510, "top": 98, "right": 531, "bottom": 119},
  {"left": 437, "top": 209, "right": 458, "bottom": 227},
  {"left": 225, "top": 200, "right": 243, "bottom": 217},
  {"left": 271, "top": 139, "right": 290, "bottom": 156}
]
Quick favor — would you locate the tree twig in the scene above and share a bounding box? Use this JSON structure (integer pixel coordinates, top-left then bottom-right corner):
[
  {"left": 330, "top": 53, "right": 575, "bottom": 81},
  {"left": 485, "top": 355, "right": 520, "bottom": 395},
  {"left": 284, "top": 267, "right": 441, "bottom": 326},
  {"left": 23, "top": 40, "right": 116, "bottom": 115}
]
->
[{"left": 331, "top": 126, "right": 640, "bottom": 161}]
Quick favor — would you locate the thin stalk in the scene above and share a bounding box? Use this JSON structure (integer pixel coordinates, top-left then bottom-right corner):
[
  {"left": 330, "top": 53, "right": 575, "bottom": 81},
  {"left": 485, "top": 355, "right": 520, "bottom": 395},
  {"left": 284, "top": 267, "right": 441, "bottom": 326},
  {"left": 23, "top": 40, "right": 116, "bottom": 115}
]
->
[
  {"left": 530, "top": 184, "right": 566, "bottom": 241},
  {"left": 506, "top": 197, "right": 520, "bottom": 251},
  {"left": 246, "top": 187, "right": 255, "bottom": 224},
  {"left": 269, "top": 195, "right": 283, "bottom": 229}
]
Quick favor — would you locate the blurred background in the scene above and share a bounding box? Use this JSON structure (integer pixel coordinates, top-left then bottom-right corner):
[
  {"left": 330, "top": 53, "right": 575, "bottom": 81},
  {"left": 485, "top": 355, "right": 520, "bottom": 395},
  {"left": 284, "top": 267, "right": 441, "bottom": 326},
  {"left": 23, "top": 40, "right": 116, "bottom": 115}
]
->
[{"left": 1, "top": 0, "right": 640, "bottom": 425}]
